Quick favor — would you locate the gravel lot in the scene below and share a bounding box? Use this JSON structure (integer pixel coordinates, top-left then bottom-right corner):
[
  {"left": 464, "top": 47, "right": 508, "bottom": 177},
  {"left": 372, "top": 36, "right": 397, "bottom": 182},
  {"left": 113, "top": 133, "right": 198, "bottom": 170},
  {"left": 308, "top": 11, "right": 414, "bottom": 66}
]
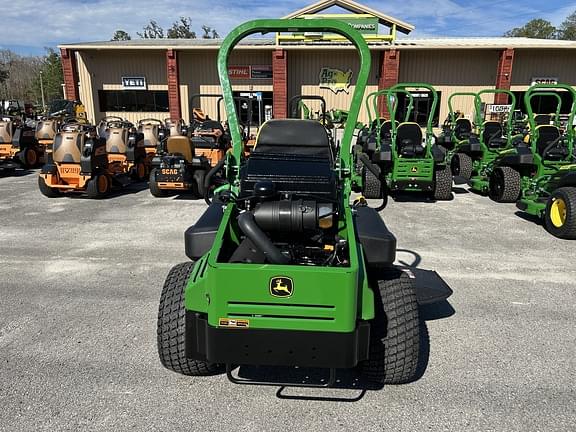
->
[{"left": 1, "top": 169, "right": 575, "bottom": 431}]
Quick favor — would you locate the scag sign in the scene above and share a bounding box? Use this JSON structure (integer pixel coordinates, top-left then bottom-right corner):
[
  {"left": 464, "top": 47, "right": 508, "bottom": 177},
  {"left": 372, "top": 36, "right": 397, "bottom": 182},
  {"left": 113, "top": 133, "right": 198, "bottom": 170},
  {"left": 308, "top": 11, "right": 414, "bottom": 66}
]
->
[{"left": 531, "top": 77, "right": 559, "bottom": 86}]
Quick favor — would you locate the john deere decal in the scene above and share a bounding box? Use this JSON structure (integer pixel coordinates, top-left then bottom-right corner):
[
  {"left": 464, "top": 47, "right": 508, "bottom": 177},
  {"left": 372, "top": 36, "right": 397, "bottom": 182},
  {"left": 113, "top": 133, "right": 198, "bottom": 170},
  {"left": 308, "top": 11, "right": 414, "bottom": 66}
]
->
[{"left": 319, "top": 67, "right": 353, "bottom": 94}]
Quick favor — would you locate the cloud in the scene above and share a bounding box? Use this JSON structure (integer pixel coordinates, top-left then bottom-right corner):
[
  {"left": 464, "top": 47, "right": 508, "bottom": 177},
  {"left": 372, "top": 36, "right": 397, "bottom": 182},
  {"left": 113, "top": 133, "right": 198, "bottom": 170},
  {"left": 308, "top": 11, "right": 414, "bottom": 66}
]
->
[{"left": 2, "top": 0, "right": 576, "bottom": 54}]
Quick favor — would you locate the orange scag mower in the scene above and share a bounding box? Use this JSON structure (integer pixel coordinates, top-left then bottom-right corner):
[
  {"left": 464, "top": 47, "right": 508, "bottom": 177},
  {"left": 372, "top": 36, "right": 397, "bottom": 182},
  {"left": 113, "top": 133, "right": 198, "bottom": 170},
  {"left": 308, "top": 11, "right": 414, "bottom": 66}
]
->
[{"left": 38, "top": 119, "right": 149, "bottom": 198}]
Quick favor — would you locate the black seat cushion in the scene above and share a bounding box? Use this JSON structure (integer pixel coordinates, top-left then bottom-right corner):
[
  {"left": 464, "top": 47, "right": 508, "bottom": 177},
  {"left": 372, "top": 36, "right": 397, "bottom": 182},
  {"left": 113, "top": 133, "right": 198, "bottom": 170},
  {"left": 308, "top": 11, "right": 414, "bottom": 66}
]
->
[
  {"left": 396, "top": 123, "right": 424, "bottom": 157},
  {"left": 379, "top": 120, "right": 397, "bottom": 142},
  {"left": 483, "top": 122, "right": 504, "bottom": 148},
  {"left": 534, "top": 114, "right": 551, "bottom": 126},
  {"left": 536, "top": 125, "right": 566, "bottom": 160},
  {"left": 254, "top": 119, "right": 331, "bottom": 158},
  {"left": 454, "top": 118, "right": 472, "bottom": 140}
]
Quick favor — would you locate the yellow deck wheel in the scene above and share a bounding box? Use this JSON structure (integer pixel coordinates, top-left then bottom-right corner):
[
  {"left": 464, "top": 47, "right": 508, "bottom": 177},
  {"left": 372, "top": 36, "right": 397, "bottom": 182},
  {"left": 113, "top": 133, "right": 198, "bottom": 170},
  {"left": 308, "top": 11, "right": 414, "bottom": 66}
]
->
[{"left": 550, "top": 197, "right": 567, "bottom": 228}]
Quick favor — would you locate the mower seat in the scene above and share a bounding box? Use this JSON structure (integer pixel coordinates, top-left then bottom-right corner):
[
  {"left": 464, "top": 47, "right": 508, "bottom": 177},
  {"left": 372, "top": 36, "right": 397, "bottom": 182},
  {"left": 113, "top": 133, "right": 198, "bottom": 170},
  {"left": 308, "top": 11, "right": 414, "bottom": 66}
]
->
[
  {"left": 370, "top": 118, "right": 386, "bottom": 130},
  {"left": 166, "top": 136, "right": 194, "bottom": 162},
  {"left": 0, "top": 120, "right": 13, "bottom": 143},
  {"left": 379, "top": 120, "right": 397, "bottom": 142},
  {"left": 454, "top": 118, "right": 472, "bottom": 140},
  {"left": 105, "top": 127, "right": 130, "bottom": 154},
  {"left": 36, "top": 120, "right": 57, "bottom": 140},
  {"left": 169, "top": 122, "right": 182, "bottom": 136},
  {"left": 193, "top": 120, "right": 226, "bottom": 149},
  {"left": 483, "top": 121, "right": 505, "bottom": 148},
  {"left": 535, "top": 125, "right": 566, "bottom": 161},
  {"left": 254, "top": 119, "right": 331, "bottom": 159},
  {"left": 395, "top": 122, "right": 424, "bottom": 157},
  {"left": 534, "top": 114, "right": 552, "bottom": 126},
  {"left": 53, "top": 131, "right": 84, "bottom": 163},
  {"left": 139, "top": 124, "right": 160, "bottom": 148}
]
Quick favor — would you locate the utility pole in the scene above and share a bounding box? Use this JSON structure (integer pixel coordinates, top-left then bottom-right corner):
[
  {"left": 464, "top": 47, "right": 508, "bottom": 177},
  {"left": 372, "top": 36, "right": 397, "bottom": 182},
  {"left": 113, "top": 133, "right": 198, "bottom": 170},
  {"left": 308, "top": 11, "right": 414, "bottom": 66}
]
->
[{"left": 39, "top": 70, "right": 46, "bottom": 111}]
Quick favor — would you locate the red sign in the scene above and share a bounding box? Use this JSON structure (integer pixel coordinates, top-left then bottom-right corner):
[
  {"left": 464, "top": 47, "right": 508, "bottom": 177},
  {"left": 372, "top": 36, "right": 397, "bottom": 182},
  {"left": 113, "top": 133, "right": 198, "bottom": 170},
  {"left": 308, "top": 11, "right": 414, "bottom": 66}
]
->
[{"left": 228, "top": 66, "right": 250, "bottom": 80}]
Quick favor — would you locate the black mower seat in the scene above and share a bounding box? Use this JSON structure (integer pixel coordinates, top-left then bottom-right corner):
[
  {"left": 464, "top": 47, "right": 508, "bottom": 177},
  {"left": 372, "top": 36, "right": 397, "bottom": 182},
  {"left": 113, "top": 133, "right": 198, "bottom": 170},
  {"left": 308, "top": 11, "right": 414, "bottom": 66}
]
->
[
  {"left": 371, "top": 117, "right": 386, "bottom": 130},
  {"left": 139, "top": 124, "right": 160, "bottom": 148},
  {"left": 105, "top": 127, "right": 129, "bottom": 154},
  {"left": 192, "top": 120, "right": 227, "bottom": 149},
  {"left": 254, "top": 119, "right": 331, "bottom": 158},
  {"left": 379, "top": 120, "right": 397, "bottom": 142},
  {"left": 53, "top": 131, "right": 84, "bottom": 163},
  {"left": 396, "top": 122, "right": 424, "bottom": 157},
  {"left": 535, "top": 125, "right": 567, "bottom": 161},
  {"left": 0, "top": 120, "right": 13, "bottom": 143},
  {"left": 454, "top": 118, "right": 472, "bottom": 140},
  {"left": 167, "top": 136, "right": 194, "bottom": 162},
  {"left": 483, "top": 121, "right": 505, "bottom": 148},
  {"left": 534, "top": 114, "right": 552, "bottom": 126}
]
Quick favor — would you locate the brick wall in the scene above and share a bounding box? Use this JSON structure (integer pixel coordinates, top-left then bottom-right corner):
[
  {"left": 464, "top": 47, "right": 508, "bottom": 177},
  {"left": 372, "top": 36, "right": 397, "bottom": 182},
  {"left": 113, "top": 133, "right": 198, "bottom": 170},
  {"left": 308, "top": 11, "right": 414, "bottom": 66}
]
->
[
  {"left": 272, "top": 49, "right": 287, "bottom": 119},
  {"left": 166, "top": 49, "right": 181, "bottom": 119},
  {"left": 60, "top": 48, "right": 79, "bottom": 102},
  {"left": 378, "top": 49, "right": 400, "bottom": 118}
]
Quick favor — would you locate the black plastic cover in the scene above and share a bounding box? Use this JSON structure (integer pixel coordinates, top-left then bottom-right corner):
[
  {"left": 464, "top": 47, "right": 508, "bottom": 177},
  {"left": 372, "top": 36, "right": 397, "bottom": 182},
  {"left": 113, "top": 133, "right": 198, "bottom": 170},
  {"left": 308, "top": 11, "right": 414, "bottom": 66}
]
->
[
  {"left": 354, "top": 206, "right": 396, "bottom": 267},
  {"left": 184, "top": 203, "right": 225, "bottom": 260},
  {"left": 500, "top": 147, "right": 534, "bottom": 167}
]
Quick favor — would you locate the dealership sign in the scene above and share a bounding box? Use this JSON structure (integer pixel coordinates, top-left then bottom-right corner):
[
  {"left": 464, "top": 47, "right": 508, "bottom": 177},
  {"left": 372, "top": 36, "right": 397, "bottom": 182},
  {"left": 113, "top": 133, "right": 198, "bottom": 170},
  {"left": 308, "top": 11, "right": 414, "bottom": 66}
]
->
[
  {"left": 531, "top": 77, "right": 558, "bottom": 86},
  {"left": 121, "top": 76, "right": 147, "bottom": 90},
  {"left": 228, "top": 65, "right": 273, "bottom": 80},
  {"left": 319, "top": 67, "right": 353, "bottom": 94}
]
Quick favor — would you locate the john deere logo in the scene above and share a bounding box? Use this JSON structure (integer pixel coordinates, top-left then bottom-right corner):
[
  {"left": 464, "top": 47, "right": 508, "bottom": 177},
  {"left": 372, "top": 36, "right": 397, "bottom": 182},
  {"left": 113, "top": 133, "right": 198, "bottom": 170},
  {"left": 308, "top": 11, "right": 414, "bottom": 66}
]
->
[
  {"left": 319, "top": 67, "right": 353, "bottom": 94},
  {"left": 270, "top": 277, "right": 294, "bottom": 298},
  {"left": 411, "top": 166, "right": 418, "bottom": 173}
]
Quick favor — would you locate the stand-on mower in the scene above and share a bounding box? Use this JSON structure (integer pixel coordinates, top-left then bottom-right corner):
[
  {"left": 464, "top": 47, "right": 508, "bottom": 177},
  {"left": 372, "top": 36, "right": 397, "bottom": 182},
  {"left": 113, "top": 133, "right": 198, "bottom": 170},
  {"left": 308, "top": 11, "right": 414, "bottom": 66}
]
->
[
  {"left": 38, "top": 118, "right": 147, "bottom": 198},
  {"left": 156, "top": 19, "right": 444, "bottom": 388},
  {"left": 0, "top": 115, "right": 41, "bottom": 172},
  {"left": 149, "top": 95, "right": 231, "bottom": 198}
]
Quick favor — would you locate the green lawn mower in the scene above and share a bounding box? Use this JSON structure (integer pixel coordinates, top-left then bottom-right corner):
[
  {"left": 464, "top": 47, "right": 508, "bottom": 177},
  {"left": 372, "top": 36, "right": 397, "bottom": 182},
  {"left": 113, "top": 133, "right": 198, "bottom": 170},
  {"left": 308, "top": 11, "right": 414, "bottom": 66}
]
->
[
  {"left": 156, "top": 19, "right": 444, "bottom": 388},
  {"left": 497, "top": 83, "right": 576, "bottom": 239},
  {"left": 454, "top": 89, "right": 520, "bottom": 190}
]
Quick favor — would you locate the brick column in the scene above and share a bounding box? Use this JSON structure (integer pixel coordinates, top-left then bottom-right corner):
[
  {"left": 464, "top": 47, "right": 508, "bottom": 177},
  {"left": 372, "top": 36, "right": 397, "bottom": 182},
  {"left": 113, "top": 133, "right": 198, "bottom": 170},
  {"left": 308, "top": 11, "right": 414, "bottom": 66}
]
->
[
  {"left": 60, "top": 48, "right": 79, "bottom": 101},
  {"left": 166, "top": 49, "right": 181, "bottom": 119},
  {"left": 378, "top": 49, "right": 400, "bottom": 118},
  {"left": 495, "top": 48, "right": 515, "bottom": 104},
  {"left": 272, "top": 49, "right": 287, "bottom": 119}
]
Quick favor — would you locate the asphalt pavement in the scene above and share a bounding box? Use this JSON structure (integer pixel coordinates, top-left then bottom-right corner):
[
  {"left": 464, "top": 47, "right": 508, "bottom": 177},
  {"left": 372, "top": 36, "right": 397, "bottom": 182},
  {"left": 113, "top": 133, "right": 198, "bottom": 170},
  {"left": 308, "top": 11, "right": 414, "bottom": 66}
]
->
[{"left": 1, "top": 169, "right": 574, "bottom": 431}]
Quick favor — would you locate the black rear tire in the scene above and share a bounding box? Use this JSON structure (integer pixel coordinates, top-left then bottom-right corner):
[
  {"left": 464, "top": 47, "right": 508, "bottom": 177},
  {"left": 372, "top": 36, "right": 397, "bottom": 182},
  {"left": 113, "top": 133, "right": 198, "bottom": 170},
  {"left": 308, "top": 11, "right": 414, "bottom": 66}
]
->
[
  {"left": 451, "top": 153, "right": 473, "bottom": 180},
  {"left": 433, "top": 166, "right": 453, "bottom": 200},
  {"left": 489, "top": 166, "right": 520, "bottom": 203},
  {"left": 363, "top": 165, "right": 382, "bottom": 200},
  {"left": 157, "top": 262, "right": 223, "bottom": 376},
  {"left": 149, "top": 168, "right": 168, "bottom": 197},
  {"left": 38, "top": 175, "right": 60, "bottom": 198},
  {"left": 20, "top": 147, "right": 39, "bottom": 168},
  {"left": 86, "top": 174, "right": 110, "bottom": 199},
  {"left": 360, "top": 269, "right": 420, "bottom": 385},
  {"left": 544, "top": 187, "right": 576, "bottom": 239}
]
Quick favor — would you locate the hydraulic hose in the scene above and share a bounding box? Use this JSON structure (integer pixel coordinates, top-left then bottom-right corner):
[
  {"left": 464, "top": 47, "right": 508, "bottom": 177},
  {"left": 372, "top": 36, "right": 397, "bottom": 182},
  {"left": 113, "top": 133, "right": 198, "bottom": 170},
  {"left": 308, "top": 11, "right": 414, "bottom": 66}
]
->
[
  {"left": 237, "top": 212, "right": 290, "bottom": 265},
  {"left": 204, "top": 157, "right": 226, "bottom": 205}
]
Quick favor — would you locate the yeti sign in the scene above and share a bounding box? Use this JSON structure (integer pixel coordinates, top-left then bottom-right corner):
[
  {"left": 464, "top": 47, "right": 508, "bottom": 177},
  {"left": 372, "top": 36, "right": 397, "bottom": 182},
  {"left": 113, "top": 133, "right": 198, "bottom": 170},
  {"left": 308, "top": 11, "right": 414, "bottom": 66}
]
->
[{"left": 319, "top": 67, "right": 353, "bottom": 94}]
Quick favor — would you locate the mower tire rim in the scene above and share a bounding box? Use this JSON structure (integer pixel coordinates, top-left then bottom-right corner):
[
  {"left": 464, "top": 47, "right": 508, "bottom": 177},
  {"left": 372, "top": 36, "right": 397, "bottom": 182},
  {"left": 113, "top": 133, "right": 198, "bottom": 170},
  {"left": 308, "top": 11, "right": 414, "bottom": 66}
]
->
[
  {"left": 98, "top": 175, "right": 109, "bottom": 193},
  {"left": 550, "top": 198, "right": 567, "bottom": 228},
  {"left": 137, "top": 163, "right": 145, "bottom": 178},
  {"left": 26, "top": 149, "right": 37, "bottom": 166}
]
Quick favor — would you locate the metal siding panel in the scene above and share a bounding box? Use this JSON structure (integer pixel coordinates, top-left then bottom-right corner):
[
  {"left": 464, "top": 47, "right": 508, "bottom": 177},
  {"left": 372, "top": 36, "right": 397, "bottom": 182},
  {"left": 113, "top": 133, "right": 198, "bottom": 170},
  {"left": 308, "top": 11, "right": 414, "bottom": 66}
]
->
[
  {"left": 511, "top": 49, "right": 576, "bottom": 89},
  {"left": 76, "top": 52, "right": 95, "bottom": 123}
]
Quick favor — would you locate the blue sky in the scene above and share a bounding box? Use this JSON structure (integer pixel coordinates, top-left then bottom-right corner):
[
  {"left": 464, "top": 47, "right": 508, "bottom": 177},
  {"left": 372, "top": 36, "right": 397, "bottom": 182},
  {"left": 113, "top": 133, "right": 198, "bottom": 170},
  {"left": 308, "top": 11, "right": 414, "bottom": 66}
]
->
[{"left": 1, "top": 0, "right": 575, "bottom": 55}]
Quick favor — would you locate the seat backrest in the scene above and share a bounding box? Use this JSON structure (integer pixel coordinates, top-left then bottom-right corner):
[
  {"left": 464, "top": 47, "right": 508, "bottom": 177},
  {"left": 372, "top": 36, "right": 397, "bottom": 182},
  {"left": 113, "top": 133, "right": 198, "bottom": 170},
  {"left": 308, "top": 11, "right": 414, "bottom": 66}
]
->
[
  {"left": 454, "top": 118, "right": 472, "bottom": 140},
  {"left": 534, "top": 114, "right": 551, "bottom": 126},
  {"left": 139, "top": 124, "right": 159, "bottom": 147},
  {"left": 166, "top": 136, "right": 194, "bottom": 162},
  {"left": 395, "top": 122, "right": 423, "bottom": 153},
  {"left": 36, "top": 120, "right": 57, "bottom": 140},
  {"left": 53, "top": 131, "right": 84, "bottom": 163},
  {"left": 254, "top": 119, "right": 331, "bottom": 158},
  {"left": 482, "top": 121, "right": 503, "bottom": 144},
  {"left": 379, "top": 120, "right": 397, "bottom": 141},
  {"left": 106, "top": 127, "right": 129, "bottom": 154},
  {"left": 535, "top": 125, "right": 561, "bottom": 157},
  {"left": 169, "top": 122, "right": 182, "bottom": 136},
  {"left": 0, "top": 120, "right": 13, "bottom": 143}
]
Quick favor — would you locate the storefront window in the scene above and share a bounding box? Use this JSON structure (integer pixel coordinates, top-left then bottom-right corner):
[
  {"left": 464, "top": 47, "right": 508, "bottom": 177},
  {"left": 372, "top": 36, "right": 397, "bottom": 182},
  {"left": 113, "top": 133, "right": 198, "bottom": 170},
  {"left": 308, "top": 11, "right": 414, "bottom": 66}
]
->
[{"left": 98, "top": 90, "right": 169, "bottom": 112}]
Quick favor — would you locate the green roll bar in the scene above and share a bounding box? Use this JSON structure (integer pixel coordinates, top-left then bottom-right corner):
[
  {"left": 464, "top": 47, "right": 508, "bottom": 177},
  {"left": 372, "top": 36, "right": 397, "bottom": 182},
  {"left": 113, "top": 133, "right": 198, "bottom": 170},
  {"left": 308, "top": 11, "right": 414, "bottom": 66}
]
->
[
  {"left": 370, "top": 89, "right": 413, "bottom": 144},
  {"left": 447, "top": 92, "right": 477, "bottom": 126},
  {"left": 524, "top": 83, "right": 576, "bottom": 161},
  {"left": 527, "top": 91, "right": 562, "bottom": 127},
  {"left": 217, "top": 19, "right": 371, "bottom": 190},
  {"left": 365, "top": 89, "right": 414, "bottom": 127},
  {"left": 474, "top": 89, "right": 516, "bottom": 147}
]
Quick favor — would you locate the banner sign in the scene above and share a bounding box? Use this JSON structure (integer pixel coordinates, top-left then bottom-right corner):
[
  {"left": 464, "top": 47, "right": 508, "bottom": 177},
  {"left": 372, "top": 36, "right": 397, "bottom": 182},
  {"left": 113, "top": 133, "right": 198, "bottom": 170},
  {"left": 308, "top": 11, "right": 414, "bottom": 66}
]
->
[
  {"left": 121, "top": 76, "right": 147, "bottom": 90},
  {"left": 531, "top": 77, "right": 558, "bottom": 86},
  {"left": 229, "top": 65, "right": 273, "bottom": 80},
  {"left": 228, "top": 66, "right": 250, "bottom": 80},
  {"left": 319, "top": 67, "right": 353, "bottom": 94}
]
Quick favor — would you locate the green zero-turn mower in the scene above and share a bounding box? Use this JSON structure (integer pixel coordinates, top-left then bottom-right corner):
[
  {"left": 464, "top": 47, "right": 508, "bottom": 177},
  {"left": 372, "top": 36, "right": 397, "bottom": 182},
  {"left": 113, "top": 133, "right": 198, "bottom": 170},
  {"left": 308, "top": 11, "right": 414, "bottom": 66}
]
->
[
  {"left": 156, "top": 19, "right": 449, "bottom": 388},
  {"left": 498, "top": 83, "right": 576, "bottom": 239},
  {"left": 455, "top": 89, "right": 520, "bottom": 189}
]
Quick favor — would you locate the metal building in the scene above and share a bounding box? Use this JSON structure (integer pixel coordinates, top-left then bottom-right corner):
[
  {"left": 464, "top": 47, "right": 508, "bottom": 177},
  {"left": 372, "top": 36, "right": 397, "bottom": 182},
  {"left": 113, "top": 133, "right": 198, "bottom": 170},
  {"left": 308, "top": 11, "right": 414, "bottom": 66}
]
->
[{"left": 59, "top": 0, "right": 576, "bottom": 127}]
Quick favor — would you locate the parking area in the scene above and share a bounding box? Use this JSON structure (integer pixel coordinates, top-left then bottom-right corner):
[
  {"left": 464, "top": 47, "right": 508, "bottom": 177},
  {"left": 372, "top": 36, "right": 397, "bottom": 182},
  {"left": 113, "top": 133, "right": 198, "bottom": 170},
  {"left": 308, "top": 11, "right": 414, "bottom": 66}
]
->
[{"left": 1, "top": 170, "right": 575, "bottom": 431}]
